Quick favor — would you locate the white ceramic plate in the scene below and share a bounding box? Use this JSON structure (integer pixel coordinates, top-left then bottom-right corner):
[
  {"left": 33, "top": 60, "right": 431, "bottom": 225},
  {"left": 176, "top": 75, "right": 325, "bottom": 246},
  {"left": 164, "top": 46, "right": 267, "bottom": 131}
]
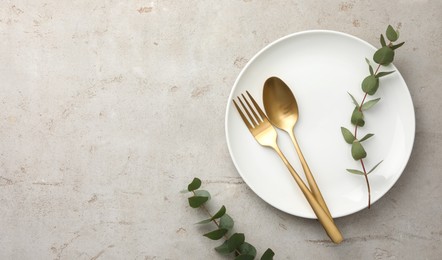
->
[{"left": 225, "top": 30, "right": 415, "bottom": 219}]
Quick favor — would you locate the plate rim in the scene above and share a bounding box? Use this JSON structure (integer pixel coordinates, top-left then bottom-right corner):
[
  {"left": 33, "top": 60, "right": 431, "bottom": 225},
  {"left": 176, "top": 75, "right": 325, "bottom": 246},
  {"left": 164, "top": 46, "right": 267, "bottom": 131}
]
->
[{"left": 225, "top": 29, "right": 416, "bottom": 218}]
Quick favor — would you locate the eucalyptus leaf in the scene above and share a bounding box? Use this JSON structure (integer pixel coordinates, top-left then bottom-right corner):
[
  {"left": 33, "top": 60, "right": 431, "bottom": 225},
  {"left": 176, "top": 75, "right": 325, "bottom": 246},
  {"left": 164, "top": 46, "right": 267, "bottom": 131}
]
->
[
  {"left": 235, "top": 255, "right": 254, "bottom": 260},
  {"left": 359, "top": 133, "right": 374, "bottom": 142},
  {"left": 351, "top": 141, "right": 367, "bottom": 160},
  {"left": 386, "top": 25, "right": 398, "bottom": 41},
  {"left": 341, "top": 127, "right": 355, "bottom": 144},
  {"left": 203, "top": 228, "right": 228, "bottom": 240},
  {"left": 219, "top": 214, "right": 234, "bottom": 230},
  {"left": 365, "top": 57, "right": 371, "bottom": 65},
  {"left": 195, "top": 218, "right": 212, "bottom": 225},
  {"left": 188, "top": 196, "right": 209, "bottom": 208},
  {"left": 361, "top": 98, "right": 380, "bottom": 111},
  {"left": 214, "top": 241, "right": 231, "bottom": 255},
  {"left": 380, "top": 34, "right": 386, "bottom": 47},
  {"left": 361, "top": 75, "right": 379, "bottom": 95},
  {"left": 373, "top": 46, "right": 394, "bottom": 65},
  {"left": 391, "top": 42, "right": 405, "bottom": 50},
  {"left": 194, "top": 190, "right": 211, "bottom": 200},
  {"left": 365, "top": 58, "right": 374, "bottom": 75},
  {"left": 348, "top": 92, "right": 359, "bottom": 107},
  {"left": 376, "top": 71, "right": 395, "bottom": 78},
  {"left": 261, "top": 249, "right": 275, "bottom": 260},
  {"left": 187, "top": 177, "right": 201, "bottom": 192},
  {"left": 211, "top": 205, "right": 226, "bottom": 220},
  {"left": 238, "top": 242, "right": 257, "bottom": 257},
  {"left": 228, "top": 233, "right": 245, "bottom": 250},
  {"left": 351, "top": 107, "right": 365, "bottom": 127},
  {"left": 215, "top": 233, "right": 245, "bottom": 254},
  {"left": 346, "top": 169, "right": 365, "bottom": 175},
  {"left": 367, "top": 160, "right": 383, "bottom": 174},
  {"left": 369, "top": 64, "right": 374, "bottom": 75}
]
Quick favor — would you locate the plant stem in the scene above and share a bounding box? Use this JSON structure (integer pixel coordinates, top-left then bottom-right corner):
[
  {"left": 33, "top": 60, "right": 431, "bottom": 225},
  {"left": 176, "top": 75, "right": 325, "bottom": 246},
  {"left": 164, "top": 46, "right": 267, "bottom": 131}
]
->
[
  {"left": 192, "top": 191, "right": 241, "bottom": 255},
  {"left": 354, "top": 63, "right": 381, "bottom": 208},
  {"left": 360, "top": 159, "right": 371, "bottom": 208},
  {"left": 374, "top": 63, "right": 382, "bottom": 75}
]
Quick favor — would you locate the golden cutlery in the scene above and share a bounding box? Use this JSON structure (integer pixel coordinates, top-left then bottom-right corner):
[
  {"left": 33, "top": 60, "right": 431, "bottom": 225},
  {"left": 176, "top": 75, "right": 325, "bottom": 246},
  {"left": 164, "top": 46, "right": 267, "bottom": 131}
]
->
[
  {"left": 233, "top": 91, "right": 343, "bottom": 244},
  {"left": 263, "top": 76, "right": 333, "bottom": 220}
]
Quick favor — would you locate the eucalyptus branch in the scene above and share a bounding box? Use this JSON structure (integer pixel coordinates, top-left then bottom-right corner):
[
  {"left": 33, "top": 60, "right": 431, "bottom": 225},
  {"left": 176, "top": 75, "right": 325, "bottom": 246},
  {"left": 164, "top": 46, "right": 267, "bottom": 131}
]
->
[
  {"left": 191, "top": 190, "right": 231, "bottom": 241},
  {"left": 183, "top": 178, "right": 275, "bottom": 260},
  {"left": 341, "top": 25, "right": 404, "bottom": 208}
]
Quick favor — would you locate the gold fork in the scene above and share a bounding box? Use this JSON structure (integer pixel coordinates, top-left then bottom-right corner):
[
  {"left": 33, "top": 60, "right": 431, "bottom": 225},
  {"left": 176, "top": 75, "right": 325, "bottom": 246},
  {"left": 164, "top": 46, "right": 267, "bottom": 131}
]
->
[{"left": 233, "top": 91, "right": 343, "bottom": 244}]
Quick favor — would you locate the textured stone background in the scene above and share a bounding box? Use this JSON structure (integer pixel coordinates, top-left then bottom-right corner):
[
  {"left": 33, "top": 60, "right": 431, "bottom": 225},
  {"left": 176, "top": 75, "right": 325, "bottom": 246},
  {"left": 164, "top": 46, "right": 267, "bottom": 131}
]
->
[{"left": 1, "top": 0, "right": 441, "bottom": 259}]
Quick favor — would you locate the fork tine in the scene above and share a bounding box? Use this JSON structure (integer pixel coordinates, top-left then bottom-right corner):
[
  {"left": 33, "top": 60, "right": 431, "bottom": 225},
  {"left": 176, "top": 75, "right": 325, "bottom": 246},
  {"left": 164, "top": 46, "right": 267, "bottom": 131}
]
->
[
  {"left": 238, "top": 96, "right": 258, "bottom": 127},
  {"left": 246, "top": 91, "right": 268, "bottom": 120},
  {"left": 241, "top": 93, "right": 262, "bottom": 123},
  {"left": 233, "top": 99, "right": 253, "bottom": 130}
]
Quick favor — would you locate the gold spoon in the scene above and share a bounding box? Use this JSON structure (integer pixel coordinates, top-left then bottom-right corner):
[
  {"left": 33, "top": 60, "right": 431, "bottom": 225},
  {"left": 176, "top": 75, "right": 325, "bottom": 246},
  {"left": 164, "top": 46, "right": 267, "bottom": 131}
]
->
[{"left": 263, "top": 76, "right": 333, "bottom": 220}]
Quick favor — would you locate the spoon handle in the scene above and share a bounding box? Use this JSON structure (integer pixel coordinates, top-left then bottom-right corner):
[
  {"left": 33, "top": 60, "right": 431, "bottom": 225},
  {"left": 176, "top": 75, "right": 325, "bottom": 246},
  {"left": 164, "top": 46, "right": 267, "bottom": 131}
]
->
[
  {"left": 271, "top": 144, "right": 343, "bottom": 244},
  {"left": 289, "top": 131, "right": 333, "bottom": 220}
]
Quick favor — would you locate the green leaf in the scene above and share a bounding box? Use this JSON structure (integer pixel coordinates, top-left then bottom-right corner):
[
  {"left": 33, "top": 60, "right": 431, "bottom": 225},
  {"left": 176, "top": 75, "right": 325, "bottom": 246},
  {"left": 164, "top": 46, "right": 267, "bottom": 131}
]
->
[
  {"left": 188, "top": 196, "right": 209, "bottom": 208},
  {"left": 346, "top": 169, "right": 365, "bottom": 175},
  {"left": 194, "top": 190, "right": 211, "bottom": 199},
  {"left": 361, "top": 98, "right": 380, "bottom": 111},
  {"left": 376, "top": 71, "right": 395, "bottom": 78},
  {"left": 187, "top": 177, "right": 201, "bottom": 192},
  {"left": 203, "top": 228, "right": 228, "bottom": 240},
  {"left": 215, "top": 233, "right": 245, "bottom": 254},
  {"left": 367, "top": 160, "right": 383, "bottom": 174},
  {"left": 188, "top": 189, "right": 211, "bottom": 207},
  {"left": 195, "top": 218, "right": 212, "bottom": 224},
  {"left": 341, "top": 127, "right": 355, "bottom": 144},
  {"left": 373, "top": 46, "right": 395, "bottom": 65},
  {"left": 361, "top": 75, "right": 380, "bottom": 95},
  {"left": 347, "top": 92, "right": 359, "bottom": 107},
  {"left": 359, "top": 133, "right": 374, "bottom": 142},
  {"left": 235, "top": 255, "right": 254, "bottom": 260},
  {"left": 228, "top": 233, "right": 245, "bottom": 250},
  {"left": 365, "top": 58, "right": 374, "bottom": 75},
  {"left": 386, "top": 25, "right": 398, "bottom": 41},
  {"left": 346, "top": 161, "right": 382, "bottom": 175},
  {"left": 351, "top": 141, "right": 367, "bottom": 160},
  {"left": 391, "top": 42, "right": 405, "bottom": 50},
  {"left": 380, "top": 34, "right": 386, "bottom": 47},
  {"left": 238, "top": 242, "right": 257, "bottom": 257},
  {"left": 211, "top": 205, "right": 226, "bottom": 220},
  {"left": 219, "top": 214, "right": 234, "bottom": 230},
  {"left": 214, "top": 240, "right": 231, "bottom": 255},
  {"left": 261, "top": 249, "right": 275, "bottom": 260},
  {"left": 180, "top": 189, "right": 189, "bottom": 194},
  {"left": 365, "top": 57, "right": 370, "bottom": 65},
  {"left": 351, "top": 107, "right": 365, "bottom": 127}
]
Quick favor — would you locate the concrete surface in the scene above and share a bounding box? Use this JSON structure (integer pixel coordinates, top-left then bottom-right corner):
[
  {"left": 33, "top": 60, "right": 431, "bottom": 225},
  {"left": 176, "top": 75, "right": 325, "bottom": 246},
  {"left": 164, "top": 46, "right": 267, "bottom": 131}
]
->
[{"left": 1, "top": 0, "right": 441, "bottom": 259}]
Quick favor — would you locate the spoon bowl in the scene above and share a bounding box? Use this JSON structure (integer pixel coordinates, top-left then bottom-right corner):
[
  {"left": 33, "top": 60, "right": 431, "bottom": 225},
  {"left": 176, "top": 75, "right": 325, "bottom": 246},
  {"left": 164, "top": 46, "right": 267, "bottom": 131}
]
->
[{"left": 263, "top": 77, "right": 299, "bottom": 132}]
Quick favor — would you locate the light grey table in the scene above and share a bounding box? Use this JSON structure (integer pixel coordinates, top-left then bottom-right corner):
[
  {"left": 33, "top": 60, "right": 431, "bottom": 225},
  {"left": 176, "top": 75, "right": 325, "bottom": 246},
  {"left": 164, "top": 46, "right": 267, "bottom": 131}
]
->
[{"left": 1, "top": 1, "right": 441, "bottom": 259}]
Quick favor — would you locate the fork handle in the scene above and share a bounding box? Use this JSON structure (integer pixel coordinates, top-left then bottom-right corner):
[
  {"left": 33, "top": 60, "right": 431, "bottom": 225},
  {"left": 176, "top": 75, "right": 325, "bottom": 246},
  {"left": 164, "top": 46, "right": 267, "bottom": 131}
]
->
[
  {"left": 288, "top": 131, "right": 333, "bottom": 220},
  {"left": 272, "top": 145, "right": 343, "bottom": 244}
]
